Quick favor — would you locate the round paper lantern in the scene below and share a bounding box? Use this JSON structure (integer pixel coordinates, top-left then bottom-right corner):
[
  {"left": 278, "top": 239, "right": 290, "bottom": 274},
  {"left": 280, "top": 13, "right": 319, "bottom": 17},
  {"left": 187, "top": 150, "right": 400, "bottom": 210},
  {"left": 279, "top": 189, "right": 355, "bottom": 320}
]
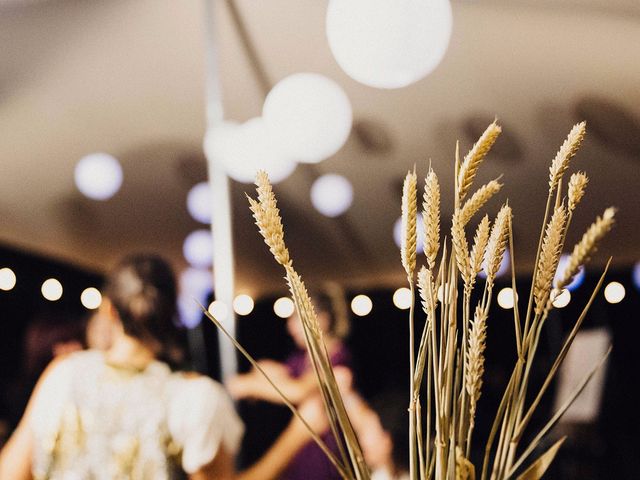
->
[
  {"left": 183, "top": 229, "right": 213, "bottom": 269},
  {"left": 75, "top": 153, "right": 123, "bottom": 200},
  {"left": 326, "top": 0, "right": 453, "bottom": 89},
  {"left": 187, "top": 182, "right": 213, "bottom": 224},
  {"left": 204, "top": 119, "right": 296, "bottom": 184},
  {"left": 263, "top": 73, "right": 352, "bottom": 163},
  {"left": 310, "top": 174, "right": 353, "bottom": 217}
]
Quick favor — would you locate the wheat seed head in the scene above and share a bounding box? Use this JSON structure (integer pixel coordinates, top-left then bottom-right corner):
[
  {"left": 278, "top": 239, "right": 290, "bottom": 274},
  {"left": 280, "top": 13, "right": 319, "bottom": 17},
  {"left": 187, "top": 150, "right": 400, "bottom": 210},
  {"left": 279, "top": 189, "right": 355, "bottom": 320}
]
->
[
  {"left": 557, "top": 207, "right": 616, "bottom": 290},
  {"left": 286, "top": 268, "right": 321, "bottom": 338},
  {"left": 470, "top": 215, "right": 491, "bottom": 279},
  {"left": 549, "top": 122, "right": 586, "bottom": 192},
  {"left": 423, "top": 168, "right": 441, "bottom": 271},
  {"left": 568, "top": 172, "right": 589, "bottom": 212},
  {"left": 460, "top": 179, "right": 503, "bottom": 227},
  {"left": 484, "top": 204, "right": 511, "bottom": 288},
  {"left": 465, "top": 305, "right": 488, "bottom": 427},
  {"left": 418, "top": 265, "right": 437, "bottom": 314},
  {"left": 251, "top": 171, "right": 291, "bottom": 267},
  {"left": 452, "top": 210, "right": 471, "bottom": 287},
  {"left": 534, "top": 205, "right": 567, "bottom": 315},
  {"left": 457, "top": 121, "right": 502, "bottom": 201},
  {"left": 401, "top": 169, "right": 418, "bottom": 278}
]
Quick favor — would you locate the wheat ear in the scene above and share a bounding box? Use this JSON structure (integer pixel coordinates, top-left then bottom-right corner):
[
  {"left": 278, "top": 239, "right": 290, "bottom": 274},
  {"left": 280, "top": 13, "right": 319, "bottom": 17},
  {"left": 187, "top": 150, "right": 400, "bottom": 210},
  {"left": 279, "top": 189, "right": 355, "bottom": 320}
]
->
[
  {"left": 470, "top": 215, "right": 491, "bottom": 279},
  {"left": 458, "top": 121, "right": 502, "bottom": 201},
  {"left": 548, "top": 122, "right": 586, "bottom": 193},
  {"left": 460, "top": 179, "right": 503, "bottom": 227},
  {"left": 534, "top": 205, "right": 567, "bottom": 315},
  {"left": 466, "top": 305, "right": 488, "bottom": 431},
  {"left": 402, "top": 170, "right": 418, "bottom": 278},
  {"left": 557, "top": 207, "right": 616, "bottom": 290},
  {"left": 567, "top": 172, "right": 589, "bottom": 213},
  {"left": 484, "top": 204, "right": 511, "bottom": 288},
  {"left": 452, "top": 210, "right": 471, "bottom": 286},
  {"left": 423, "top": 168, "right": 441, "bottom": 271},
  {"left": 250, "top": 171, "right": 291, "bottom": 267}
]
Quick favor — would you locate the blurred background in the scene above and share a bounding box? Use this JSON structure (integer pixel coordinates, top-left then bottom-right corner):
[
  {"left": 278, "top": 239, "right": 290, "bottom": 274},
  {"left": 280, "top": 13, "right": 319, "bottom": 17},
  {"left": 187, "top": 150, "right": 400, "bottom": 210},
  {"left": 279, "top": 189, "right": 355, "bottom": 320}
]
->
[{"left": 1, "top": 1, "right": 639, "bottom": 478}]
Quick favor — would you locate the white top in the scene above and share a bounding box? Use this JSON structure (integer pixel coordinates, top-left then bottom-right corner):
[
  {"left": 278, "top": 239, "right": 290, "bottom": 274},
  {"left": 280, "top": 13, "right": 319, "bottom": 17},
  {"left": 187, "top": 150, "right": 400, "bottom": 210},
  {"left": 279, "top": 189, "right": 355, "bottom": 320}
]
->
[{"left": 28, "top": 350, "right": 243, "bottom": 480}]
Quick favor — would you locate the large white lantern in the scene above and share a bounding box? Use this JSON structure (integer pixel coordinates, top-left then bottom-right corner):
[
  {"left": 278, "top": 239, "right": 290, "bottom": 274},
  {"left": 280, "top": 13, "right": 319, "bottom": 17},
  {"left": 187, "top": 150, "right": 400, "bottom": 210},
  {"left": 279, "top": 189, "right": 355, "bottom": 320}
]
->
[
  {"left": 326, "top": 0, "right": 453, "bottom": 89},
  {"left": 263, "top": 73, "right": 352, "bottom": 164},
  {"left": 310, "top": 174, "right": 353, "bottom": 217},
  {"left": 74, "top": 153, "right": 123, "bottom": 200},
  {"left": 204, "top": 118, "right": 296, "bottom": 184}
]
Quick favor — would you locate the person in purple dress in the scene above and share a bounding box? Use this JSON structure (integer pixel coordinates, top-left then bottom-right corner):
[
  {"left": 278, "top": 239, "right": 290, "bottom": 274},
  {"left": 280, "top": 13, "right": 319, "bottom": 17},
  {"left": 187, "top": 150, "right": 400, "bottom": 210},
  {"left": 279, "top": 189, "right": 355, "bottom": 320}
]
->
[{"left": 228, "top": 289, "right": 352, "bottom": 480}]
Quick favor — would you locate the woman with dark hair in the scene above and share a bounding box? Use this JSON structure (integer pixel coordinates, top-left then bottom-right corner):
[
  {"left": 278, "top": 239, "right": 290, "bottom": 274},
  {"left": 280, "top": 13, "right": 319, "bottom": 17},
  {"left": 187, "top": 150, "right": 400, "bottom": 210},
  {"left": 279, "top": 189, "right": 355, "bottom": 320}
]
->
[{"left": 0, "top": 254, "right": 243, "bottom": 479}]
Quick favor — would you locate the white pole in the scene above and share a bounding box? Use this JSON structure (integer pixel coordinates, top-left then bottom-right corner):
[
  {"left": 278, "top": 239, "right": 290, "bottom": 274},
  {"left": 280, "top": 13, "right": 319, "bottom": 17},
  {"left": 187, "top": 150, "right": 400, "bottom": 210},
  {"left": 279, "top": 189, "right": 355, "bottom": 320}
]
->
[{"left": 202, "top": 0, "right": 237, "bottom": 382}]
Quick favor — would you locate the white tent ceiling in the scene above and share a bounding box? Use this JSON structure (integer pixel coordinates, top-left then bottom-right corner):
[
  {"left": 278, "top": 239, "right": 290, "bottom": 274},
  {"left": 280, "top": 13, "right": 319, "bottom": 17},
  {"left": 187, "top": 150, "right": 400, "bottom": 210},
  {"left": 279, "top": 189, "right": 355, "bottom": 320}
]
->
[{"left": 1, "top": 0, "right": 639, "bottom": 296}]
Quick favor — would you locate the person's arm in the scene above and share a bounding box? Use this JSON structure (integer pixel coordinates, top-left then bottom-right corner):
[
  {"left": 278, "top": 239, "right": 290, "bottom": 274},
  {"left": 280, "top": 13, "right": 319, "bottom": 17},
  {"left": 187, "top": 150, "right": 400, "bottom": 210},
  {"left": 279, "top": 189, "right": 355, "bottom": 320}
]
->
[
  {"left": 228, "top": 361, "right": 319, "bottom": 405},
  {"left": 0, "top": 356, "right": 66, "bottom": 480},
  {"left": 190, "top": 446, "right": 235, "bottom": 480}
]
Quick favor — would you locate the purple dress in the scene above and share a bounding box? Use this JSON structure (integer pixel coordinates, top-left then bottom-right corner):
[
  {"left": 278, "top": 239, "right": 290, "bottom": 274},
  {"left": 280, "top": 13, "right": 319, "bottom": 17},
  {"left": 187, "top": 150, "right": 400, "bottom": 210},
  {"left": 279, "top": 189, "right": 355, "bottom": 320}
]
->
[{"left": 280, "top": 344, "right": 352, "bottom": 480}]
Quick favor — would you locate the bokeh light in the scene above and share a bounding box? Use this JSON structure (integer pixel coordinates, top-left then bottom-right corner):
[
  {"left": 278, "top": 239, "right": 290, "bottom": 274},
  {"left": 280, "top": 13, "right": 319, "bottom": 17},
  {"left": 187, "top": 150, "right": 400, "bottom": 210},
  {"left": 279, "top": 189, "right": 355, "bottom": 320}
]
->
[
  {"left": 75, "top": 153, "right": 123, "bottom": 200},
  {"left": 183, "top": 229, "right": 213, "bottom": 269},
  {"left": 0, "top": 267, "right": 16, "bottom": 291},
  {"left": 41, "top": 278, "right": 63, "bottom": 301},
  {"left": 81, "top": 287, "right": 102, "bottom": 310},
  {"left": 274, "top": 297, "right": 295, "bottom": 318},
  {"left": 187, "top": 182, "right": 213, "bottom": 224},
  {"left": 393, "top": 287, "right": 412, "bottom": 310},
  {"left": 233, "top": 294, "right": 255, "bottom": 316},
  {"left": 604, "top": 281, "right": 625, "bottom": 304},
  {"left": 310, "top": 174, "right": 354, "bottom": 217},
  {"left": 351, "top": 294, "right": 373, "bottom": 316}
]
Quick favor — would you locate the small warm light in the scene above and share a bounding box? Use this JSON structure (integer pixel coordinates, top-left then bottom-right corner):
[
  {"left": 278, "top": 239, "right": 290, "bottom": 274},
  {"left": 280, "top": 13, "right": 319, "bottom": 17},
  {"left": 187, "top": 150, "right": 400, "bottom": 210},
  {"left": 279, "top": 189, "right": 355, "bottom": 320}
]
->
[
  {"left": 552, "top": 289, "right": 571, "bottom": 308},
  {"left": 310, "top": 174, "right": 354, "bottom": 217},
  {"left": 233, "top": 294, "right": 255, "bottom": 316},
  {"left": 274, "top": 297, "right": 295, "bottom": 318},
  {"left": 187, "top": 182, "right": 213, "bottom": 224},
  {"left": 351, "top": 294, "right": 373, "bottom": 316},
  {"left": 74, "top": 153, "right": 123, "bottom": 200},
  {"left": 183, "top": 230, "right": 213, "bottom": 269},
  {"left": 208, "top": 300, "right": 229, "bottom": 320},
  {"left": 604, "top": 281, "right": 625, "bottom": 304},
  {"left": 497, "top": 287, "right": 516, "bottom": 310},
  {"left": 393, "top": 287, "right": 412, "bottom": 310},
  {"left": 42, "top": 278, "right": 63, "bottom": 301},
  {"left": 0, "top": 267, "right": 16, "bottom": 291},
  {"left": 81, "top": 287, "right": 102, "bottom": 310}
]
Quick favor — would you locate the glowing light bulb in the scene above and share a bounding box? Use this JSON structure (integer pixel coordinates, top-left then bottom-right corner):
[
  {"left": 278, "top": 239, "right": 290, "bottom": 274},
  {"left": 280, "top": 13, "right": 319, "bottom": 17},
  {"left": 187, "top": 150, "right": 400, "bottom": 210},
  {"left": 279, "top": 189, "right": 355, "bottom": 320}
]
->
[
  {"left": 0, "top": 268, "right": 16, "bottom": 291},
  {"left": 233, "top": 294, "right": 255, "bottom": 316},
  {"left": 393, "top": 287, "right": 412, "bottom": 310},
  {"left": 604, "top": 281, "right": 625, "bottom": 304},
  {"left": 351, "top": 294, "right": 373, "bottom": 316},
  {"left": 552, "top": 289, "right": 571, "bottom": 308},
  {"left": 208, "top": 300, "right": 229, "bottom": 320},
  {"left": 75, "top": 153, "right": 123, "bottom": 200},
  {"left": 81, "top": 287, "right": 102, "bottom": 309},
  {"left": 497, "top": 287, "right": 515, "bottom": 309},
  {"left": 42, "top": 278, "right": 63, "bottom": 301},
  {"left": 274, "top": 297, "right": 295, "bottom": 318}
]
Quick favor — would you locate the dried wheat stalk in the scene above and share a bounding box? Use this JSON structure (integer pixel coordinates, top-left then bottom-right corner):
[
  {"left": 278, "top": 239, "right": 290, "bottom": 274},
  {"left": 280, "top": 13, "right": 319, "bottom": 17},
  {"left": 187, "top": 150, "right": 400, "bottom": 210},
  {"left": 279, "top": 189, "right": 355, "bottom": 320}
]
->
[
  {"left": 452, "top": 210, "right": 472, "bottom": 287},
  {"left": 534, "top": 205, "right": 567, "bottom": 315},
  {"left": 567, "top": 172, "right": 588, "bottom": 212},
  {"left": 556, "top": 207, "right": 616, "bottom": 290},
  {"left": 548, "top": 122, "right": 586, "bottom": 193},
  {"left": 470, "top": 215, "right": 491, "bottom": 280},
  {"left": 460, "top": 180, "right": 503, "bottom": 227},
  {"left": 458, "top": 121, "right": 502, "bottom": 201},
  {"left": 466, "top": 306, "right": 488, "bottom": 432},
  {"left": 402, "top": 170, "right": 418, "bottom": 278},
  {"left": 423, "top": 169, "right": 441, "bottom": 271},
  {"left": 484, "top": 205, "right": 511, "bottom": 288}
]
